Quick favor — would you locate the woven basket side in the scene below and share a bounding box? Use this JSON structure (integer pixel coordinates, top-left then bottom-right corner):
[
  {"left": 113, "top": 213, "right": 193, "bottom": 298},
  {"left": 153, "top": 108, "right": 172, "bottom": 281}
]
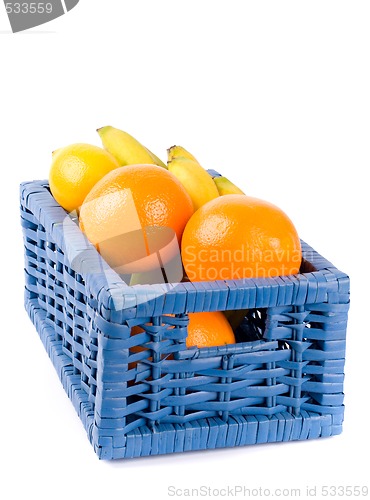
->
[
  {"left": 264, "top": 280, "right": 349, "bottom": 420},
  {"left": 20, "top": 183, "right": 100, "bottom": 426}
]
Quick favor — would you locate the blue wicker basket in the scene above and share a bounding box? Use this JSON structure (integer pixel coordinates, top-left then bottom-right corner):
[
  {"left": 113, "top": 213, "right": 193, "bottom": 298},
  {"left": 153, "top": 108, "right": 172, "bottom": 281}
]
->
[{"left": 20, "top": 179, "right": 350, "bottom": 460}]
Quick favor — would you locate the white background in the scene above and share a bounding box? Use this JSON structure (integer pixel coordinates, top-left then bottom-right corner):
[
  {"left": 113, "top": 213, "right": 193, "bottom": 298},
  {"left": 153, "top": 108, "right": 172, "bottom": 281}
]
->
[{"left": 1, "top": 1, "right": 369, "bottom": 499}]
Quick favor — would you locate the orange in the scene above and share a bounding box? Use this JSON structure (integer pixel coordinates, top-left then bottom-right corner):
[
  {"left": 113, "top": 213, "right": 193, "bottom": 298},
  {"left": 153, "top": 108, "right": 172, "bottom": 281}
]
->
[
  {"left": 129, "top": 312, "right": 235, "bottom": 358},
  {"left": 79, "top": 164, "right": 194, "bottom": 274},
  {"left": 49, "top": 143, "right": 120, "bottom": 212},
  {"left": 181, "top": 194, "right": 301, "bottom": 281},
  {"left": 186, "top": 311, "right": 236, "bottom": 348}
]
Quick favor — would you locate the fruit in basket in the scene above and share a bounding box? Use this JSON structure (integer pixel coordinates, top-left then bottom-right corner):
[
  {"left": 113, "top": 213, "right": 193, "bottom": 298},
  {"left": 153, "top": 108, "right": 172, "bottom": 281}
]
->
[
  {"left": 97, "top": 126, "right": 166, "bottom": 168},
  {"left": 79, "top": 164, "right": 193, "bottom": 274},
  {"left": 128, "top": 310, "right": 235, "bottom": 369},
  {"left": 167, "top": 157, "right": 219, "bottom": 211},
  {"left": 49, "top": 143, "right": 120, "bottom": 212},
  {"left": 213, "top": 176, "right": 245, "bottom": 195},
  {"left": 186, "top": 311, "right": 236, "bottom": 348},
  {"left": 181, "top": 194, "right": 301, "bottom": 281}
]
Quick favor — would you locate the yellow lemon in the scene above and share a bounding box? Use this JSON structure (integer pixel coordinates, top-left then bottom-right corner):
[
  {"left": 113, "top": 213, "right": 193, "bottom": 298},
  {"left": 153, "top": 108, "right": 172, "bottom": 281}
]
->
[{"left": 49, "top": 143, "right": 120, "bottom": 212}]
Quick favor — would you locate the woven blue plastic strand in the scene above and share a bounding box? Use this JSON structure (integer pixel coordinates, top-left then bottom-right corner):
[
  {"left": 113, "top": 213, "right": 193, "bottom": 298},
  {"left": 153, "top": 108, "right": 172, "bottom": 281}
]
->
[{"left": 20, "top": 180, "right": 350, "bottom": 460}]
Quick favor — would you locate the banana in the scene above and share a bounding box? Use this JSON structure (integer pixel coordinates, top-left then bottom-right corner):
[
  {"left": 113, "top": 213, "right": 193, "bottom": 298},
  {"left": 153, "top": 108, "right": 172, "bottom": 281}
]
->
[
  {"left": 97, "top": 126, "right": 166, "bottom": 168},
  {"left": 167, "top": 157, "right": 219, "bottom": 211},
  {"left": 213, "top": 176, "right": 245, "bottom": 195},
  {"left": 223, "top": 309, "right": 249, "bottom": 331},
  {"left": 167, "top": 145, "right": 199, "bottom": 163},
  {"left": 129, "top": 268, "right": 166, "bottom": 286},
  {"left": 129, "top": 252, "right": 184, "bottom": 285}
]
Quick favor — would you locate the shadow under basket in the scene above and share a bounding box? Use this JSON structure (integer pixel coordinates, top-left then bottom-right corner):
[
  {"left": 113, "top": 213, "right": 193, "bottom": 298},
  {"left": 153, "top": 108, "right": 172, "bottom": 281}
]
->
[{"left": 20, "top": 180, "right": 350, "bottom": 460}]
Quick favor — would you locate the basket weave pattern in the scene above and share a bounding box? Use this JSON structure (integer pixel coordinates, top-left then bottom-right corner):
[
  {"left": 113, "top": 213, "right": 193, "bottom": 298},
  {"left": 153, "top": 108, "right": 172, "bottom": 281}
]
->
[{"left": 20, "top": 180, "right": 350, "bottom": 459}]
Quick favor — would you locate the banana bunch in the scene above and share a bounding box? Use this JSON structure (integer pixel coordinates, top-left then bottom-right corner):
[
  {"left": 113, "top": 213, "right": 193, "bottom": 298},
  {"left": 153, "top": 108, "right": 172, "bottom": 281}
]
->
[
  {"left": 97, "top": 125, "right": 166, "bottom": 168},
  {"left": 97, "top": 125, "right": 245, "bottom": 202}
]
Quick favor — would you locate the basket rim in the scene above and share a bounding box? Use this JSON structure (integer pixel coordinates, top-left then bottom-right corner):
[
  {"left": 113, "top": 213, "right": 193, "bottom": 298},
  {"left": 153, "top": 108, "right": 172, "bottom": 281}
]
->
[{"left": 20, "top": 180, "right": 349, "bottom": 314}]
